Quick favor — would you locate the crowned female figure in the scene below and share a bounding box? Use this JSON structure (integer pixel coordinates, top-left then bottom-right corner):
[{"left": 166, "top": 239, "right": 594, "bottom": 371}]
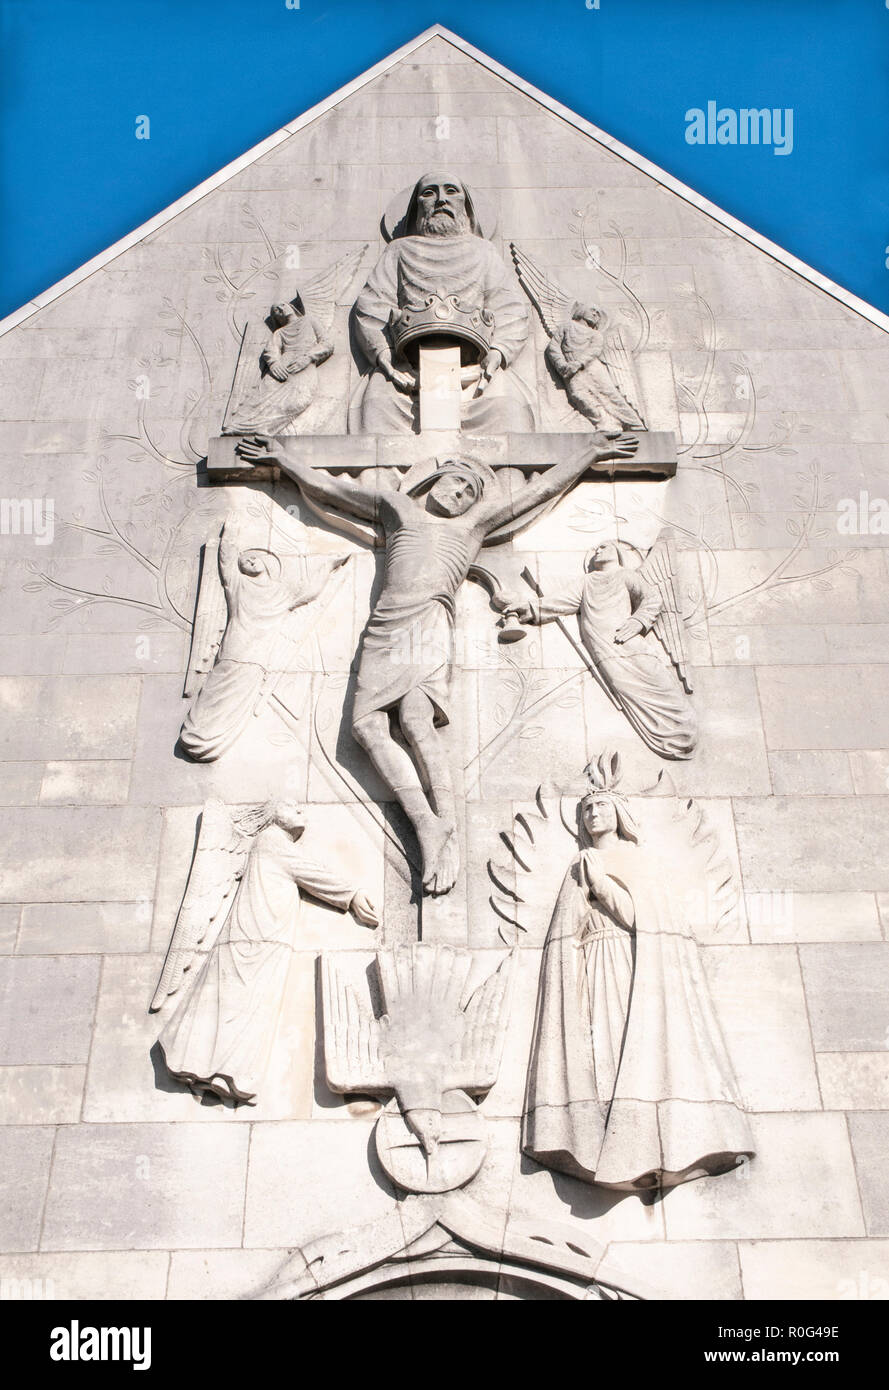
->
[{"left": 522, "top": 754, "right": 753, "bottom": 1191}]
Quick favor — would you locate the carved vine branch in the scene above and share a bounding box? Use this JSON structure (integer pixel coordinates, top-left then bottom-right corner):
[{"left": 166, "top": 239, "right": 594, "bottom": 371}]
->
[
  {"left": 463, "top": 658, "right": 583, "bottom": 795},
  {"left": 25, "top": 458, "right": 200, "bottom": 632}
]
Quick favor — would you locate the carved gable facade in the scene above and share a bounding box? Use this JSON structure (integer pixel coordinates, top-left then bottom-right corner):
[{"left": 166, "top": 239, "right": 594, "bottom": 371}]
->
[{"left": 2, "top": 28, "right": 887, "bottom": 1303}]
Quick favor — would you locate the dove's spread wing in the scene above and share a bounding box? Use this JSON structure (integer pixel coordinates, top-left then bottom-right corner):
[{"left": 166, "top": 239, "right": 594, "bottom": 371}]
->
[
  {"left": 299, "top": 245, "right": 369, "bottom": 337},
  {"left": 638, "top": 538, "right": 692, "bottom": 692},
  {"left": 600, "top": 326, "right": 646, "bottom": 427},
  {"left": 150, "top": 799, "right": 247, "bottom": 1011},
  {"left": 321, "top": 954, "right": 388, "bottom": 1093},
  {"left": 509, "top": 243, "right": 575, "bottom": 338},
  {"left": 455, "top": 953, "right": 513, "bottom": 1094},
  {"left": 183, "top": 536, "right": 227, "bottom": 699}
]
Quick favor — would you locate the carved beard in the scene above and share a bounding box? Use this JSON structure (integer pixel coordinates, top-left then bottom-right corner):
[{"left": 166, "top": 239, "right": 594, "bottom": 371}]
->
[{"left": 417, "top": 205, "right": 472, "bottom": 237}]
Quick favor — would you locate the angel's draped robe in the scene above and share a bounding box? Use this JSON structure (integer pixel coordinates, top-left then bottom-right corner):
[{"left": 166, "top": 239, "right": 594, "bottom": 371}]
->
[
  {"left": 227, "top": 312, "right": 331, "bottom": 436},
  {"left": 350, "top": 233, "right": 534, "bottom": 433},
  {"left": 534, "top": 567, "right": 697, "bottom": 760},
  {"left": 522, "top": 841, "right": 754, "bottom": 1190},
  {"left": 544, "top": 320, "right": 645, "bottom": 429},
  {"left": 159, "top": 827, "right": 356, "bottom": 1103},
  {"left": 179, "top": 549, "right": 316, "bottom": 763}
]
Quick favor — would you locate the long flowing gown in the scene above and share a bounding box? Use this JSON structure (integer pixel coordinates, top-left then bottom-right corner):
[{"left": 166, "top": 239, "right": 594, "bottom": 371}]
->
[
  {"left": 228, "top": 313, "right": 331, "bottom": 436},
  {"left": 179, "top": 548, "right": 309, "bottom": 763},
  {"left": 159, "top": 827, "right": 356, "bottom": 1103},
  {"left": 537, "top": 568, "right": 697, "bottom": 760},
  {"left": 545, "top": 321, "right": 644, "bottom": 429},
  {"left": 522, "top": 840, "right": 754, "bottom": 1190}
]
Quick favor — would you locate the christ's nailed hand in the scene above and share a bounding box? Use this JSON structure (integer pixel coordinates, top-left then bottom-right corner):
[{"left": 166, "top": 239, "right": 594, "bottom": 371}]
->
[
  {"left": 351, "top": 892, "right": 380, "bottom": 929},
  {"left": 589, "top": 431, "right": 639, "bottom": 463},
  {"left": 236, "top": 435, "right": 277, "bottom": 464}
]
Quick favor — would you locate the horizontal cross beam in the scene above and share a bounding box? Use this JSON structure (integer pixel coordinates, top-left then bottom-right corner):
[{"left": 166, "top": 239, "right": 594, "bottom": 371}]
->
[{"left": 204, "top": 430, "right": 677, "bottom": 485}]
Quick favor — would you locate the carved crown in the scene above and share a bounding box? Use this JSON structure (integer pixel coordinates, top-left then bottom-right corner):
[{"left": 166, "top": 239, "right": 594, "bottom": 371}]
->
[{"left": 391, "top": 293, "right": 495, "bottom": 362}]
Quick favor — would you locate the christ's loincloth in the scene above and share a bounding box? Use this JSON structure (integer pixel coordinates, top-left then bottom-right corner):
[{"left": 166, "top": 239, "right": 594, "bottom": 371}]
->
[{"left": 352, "top": 593, "right": 455, "bottom": 726}]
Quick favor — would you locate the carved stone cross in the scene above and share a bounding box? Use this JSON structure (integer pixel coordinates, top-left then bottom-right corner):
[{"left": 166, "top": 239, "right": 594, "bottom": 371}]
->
[
  {"left": 202, "top": 421, "right": 676, "bottom": 946},
  {"left": 205, "top": 426, "right": 676, "bottom": 486}
]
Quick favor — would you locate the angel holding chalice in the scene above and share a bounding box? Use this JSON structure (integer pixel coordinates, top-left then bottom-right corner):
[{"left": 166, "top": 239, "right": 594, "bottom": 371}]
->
[{"left": 493, "top": 536, "right": 698, "bottom": 761}]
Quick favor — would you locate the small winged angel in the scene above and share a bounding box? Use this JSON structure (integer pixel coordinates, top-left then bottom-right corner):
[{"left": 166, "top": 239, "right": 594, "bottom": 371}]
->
[
  {"left": 223, "top": 245, "right": 367, "bottom": 436},
  {"left": 179, "top": 511, "right": 349, "bottom": 763},
  {"left": 151, "top": 797, "right": 379, "bottom": 1105},
  {"left": 510, "top": 242, "right": 645, "bottom": 431},
  {"left": 495, "top": 537, "right": 697, "bottom": 760},
  {"left": 323, "top": 944, "right": 512, "bottom": 1161}
]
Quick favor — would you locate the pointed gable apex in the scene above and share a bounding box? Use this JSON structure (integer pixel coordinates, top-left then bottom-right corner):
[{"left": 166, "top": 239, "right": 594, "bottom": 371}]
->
[{"left": 2, "top": 24, "right": 887, "bottom": 338}]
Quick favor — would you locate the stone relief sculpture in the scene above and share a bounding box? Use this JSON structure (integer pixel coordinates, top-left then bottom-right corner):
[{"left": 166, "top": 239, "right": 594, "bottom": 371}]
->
[
  {"left": 150, "top": 797, "right": 379, "bottom": 1103},
  {"left": 349, "top": 172, "right": 535, "bottom": 433},
  {"left": 126, "top": 148, "right": 761, "bottom": 1289},
  {"left": 522, "top": 752, "right": 754, "bottom": 1192},
  {"left": 237, "top": 433, "right": 639, "bottom": 893},
  {"left": 511, "top": 243, "right": 646, "bottom": 430},
  {"left": 495, "top": 536, "right": 697, "bottom": 760},
  {"left": 323, "top": 943, "right": 512, "bottom": 1193},
  {"left": 180, "top": 511, "right": 349, "bottom": 762},
  {"left": 223, "top": 247, "right": 367, "bottom": 436}
]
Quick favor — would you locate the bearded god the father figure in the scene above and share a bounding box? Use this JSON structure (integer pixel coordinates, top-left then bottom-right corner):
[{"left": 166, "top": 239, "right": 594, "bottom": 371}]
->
[{"left": 349, "top": 172, "right": 535, "bottom": 434}]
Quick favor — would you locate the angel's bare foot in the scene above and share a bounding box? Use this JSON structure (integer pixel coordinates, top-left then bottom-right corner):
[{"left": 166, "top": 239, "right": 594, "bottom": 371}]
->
[{"left": 417, "top": 815, "right": 459, "bottom": 895}]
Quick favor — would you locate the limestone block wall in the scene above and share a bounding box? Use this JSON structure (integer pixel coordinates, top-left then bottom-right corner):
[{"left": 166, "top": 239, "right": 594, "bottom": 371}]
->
[{"left": 0, "top": 33, "right": 888, "bottom": 1301}]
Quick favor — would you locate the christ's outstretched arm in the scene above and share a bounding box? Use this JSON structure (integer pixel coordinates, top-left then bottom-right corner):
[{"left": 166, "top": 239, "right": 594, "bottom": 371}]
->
[
  {"left": 236, "top": 436, "right": 382, "bottom": 522},
  {"left": 479, "top": 431, "right": 639, "bottom": 533}
]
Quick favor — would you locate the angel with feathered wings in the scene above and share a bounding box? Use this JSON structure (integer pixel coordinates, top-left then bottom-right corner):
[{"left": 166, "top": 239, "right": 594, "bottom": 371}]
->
[
  {"left": 150, "top": 798, "right": 378, "bottom": 1105},
  {"left": 496, "top": 538, "right": 697, "bottom": 760},
  {"left": 179, "top": 512, "right": 348, "bottom": 763},
  {"left": 223, "top": 247, "right": 367, "bottom": 436},
  {"left": 511, "top": 243, "right": 645, "bottom": 431}
]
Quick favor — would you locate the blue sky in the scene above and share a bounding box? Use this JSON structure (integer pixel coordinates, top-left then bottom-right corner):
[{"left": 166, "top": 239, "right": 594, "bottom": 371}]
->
[{"left": 2, "top": 0, "right": 888, "bottom": 318}]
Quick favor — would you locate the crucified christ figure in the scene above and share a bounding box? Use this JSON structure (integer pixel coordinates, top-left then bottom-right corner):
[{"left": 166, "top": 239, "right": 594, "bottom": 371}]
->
[{"left": 237, "top": 432, "right": 638, "bottom": 894}]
